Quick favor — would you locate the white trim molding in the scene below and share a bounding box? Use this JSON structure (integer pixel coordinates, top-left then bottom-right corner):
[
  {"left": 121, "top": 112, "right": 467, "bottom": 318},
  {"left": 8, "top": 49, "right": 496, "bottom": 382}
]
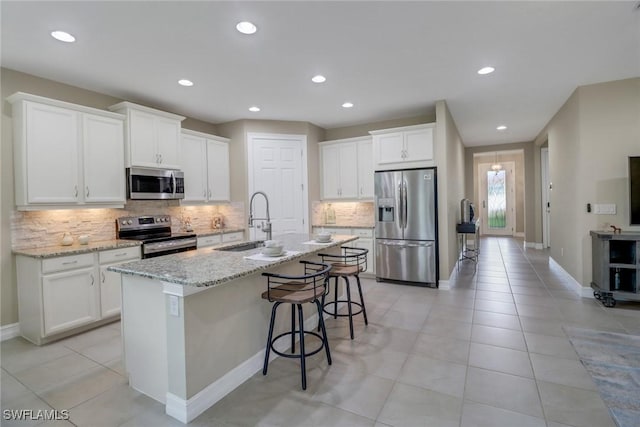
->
[
  {"left": 524, "top": 241, "right": 544, "bottom": 250},
  {"left": 549, "top": 256, "right": 593, "bottom": 298},
  {"left": 1, "top": 323, "right": 20, "bottom": 341}
]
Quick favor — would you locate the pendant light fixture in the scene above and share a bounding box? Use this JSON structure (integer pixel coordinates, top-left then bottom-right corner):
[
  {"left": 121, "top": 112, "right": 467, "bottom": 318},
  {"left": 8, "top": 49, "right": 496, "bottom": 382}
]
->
[{"left": 491, "top": 151, "right": 502, "bottom": 172}]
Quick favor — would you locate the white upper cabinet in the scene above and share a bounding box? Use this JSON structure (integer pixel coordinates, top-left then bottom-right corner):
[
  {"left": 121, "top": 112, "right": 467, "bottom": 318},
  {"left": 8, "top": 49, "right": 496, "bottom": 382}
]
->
[
  {"left": 109, "top": 102, "right": 184, "bottom": 169},
  {"left": 319, "top": 136, "right": 372, "bottom": 200},
  {"left": 7, "top": 93, "right": 126, "bottom": 210},
  {"left": 83, "top": 114, "right": 125, "bottom": 203},
  {"left": 370, "top": 123, "right": 435, "bottom": 170},
  {"left": 181, "top": 130, "right": 230, "bottom": 203}
]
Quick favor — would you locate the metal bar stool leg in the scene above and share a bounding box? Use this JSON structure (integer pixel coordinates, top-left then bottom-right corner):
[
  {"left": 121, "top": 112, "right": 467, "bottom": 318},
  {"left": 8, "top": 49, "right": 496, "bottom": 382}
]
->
[
  {"left": 355, "top": 274, "right": 368, "bottom": 325},
  {"left": 344, "top": 276, "right": 354, "bottom": 339},
  {"left": 332, "top": 277, "right": 339, "bottom": 319},
  {"left": 291, "top": 305, "right": 296, "bottom": 354},
  {"left": 263, "top": 301, "right": 281, "bottom": 375},
  {"left": 297, "top": 304, "right": 307, "bottom": 390},
  {"left": 315, "top": 299, "right": 332, "bottom": 365}
]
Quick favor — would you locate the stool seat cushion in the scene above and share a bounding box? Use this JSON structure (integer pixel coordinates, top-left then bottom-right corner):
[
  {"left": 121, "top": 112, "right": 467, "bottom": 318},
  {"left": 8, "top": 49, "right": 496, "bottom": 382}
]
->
[
  {"left": 262, "top": 281, "right": 324, "bottom": 304},
  {"left": 329, "top": 263, "right": 362, "bottom": 277}
]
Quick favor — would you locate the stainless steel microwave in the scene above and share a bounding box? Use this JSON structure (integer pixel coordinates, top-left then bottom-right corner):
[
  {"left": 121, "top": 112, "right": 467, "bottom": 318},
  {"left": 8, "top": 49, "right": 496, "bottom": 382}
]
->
[{"left": 126, "top": 167, "right": 185, "bottom": 200}]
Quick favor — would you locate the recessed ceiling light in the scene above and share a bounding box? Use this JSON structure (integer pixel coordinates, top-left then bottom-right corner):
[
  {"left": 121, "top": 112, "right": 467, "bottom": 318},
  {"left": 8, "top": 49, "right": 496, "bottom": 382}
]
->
[
  {"left": 51, "top": 30, "right": 75, "bottom": 43},
  {"left": 497, "top": 125, "right": 507, "bottom": 130},
  {"left": 236, "top": 21, "right": 257, "bottom": 35},
  {"left": 342, "top": 102, "right": 354, "bottom": 108},
  {"left": 477, "top": 66, "right": 495, "bottom": 75},
  {"left": 178, "top": 79, "right": 194, "bottom": 87},
  {"left": 311, "top": 75, "right": 326, "bottom": 83},
  {"left": 249, "top": 106, "right": 260, "bottom": 112}
]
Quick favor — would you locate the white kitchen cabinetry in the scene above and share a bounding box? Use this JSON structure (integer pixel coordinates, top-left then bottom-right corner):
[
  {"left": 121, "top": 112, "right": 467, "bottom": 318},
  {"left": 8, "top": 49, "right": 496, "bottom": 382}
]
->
[
  {"left": 370, "top": 123, "right": 435, "bottom": 170},
  {"left": 16, "top": 246, "right": 140, "bottom": 345},
  {"left": 222, "top": 231, "right": 244, "bottom": 243},
  {"left": 197, "top": 234, "right": 223, "bottom": 248},
  {"left": 99, "top": 247, "right": 141, "bottom": 318},
  {"left": 7, "top": 93, "right": 126, "bottom": 210},
  {"left": 109, "top": 102, "right": 184, "bottom": 169},
  {"left": 319, "top": 136, "right": 373, "bottom": 200},
  {"left": 181, "top": 130, "right": 230, "bottom": 203},
  {"left": 312, "top": 227, "right": 375, "bottom": 274}
]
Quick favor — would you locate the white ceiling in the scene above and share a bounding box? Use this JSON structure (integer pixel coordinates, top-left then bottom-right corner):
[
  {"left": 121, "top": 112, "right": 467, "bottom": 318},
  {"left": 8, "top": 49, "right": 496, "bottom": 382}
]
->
[{"left": 2, "top": 1, "right": 639, "bottom": 146}]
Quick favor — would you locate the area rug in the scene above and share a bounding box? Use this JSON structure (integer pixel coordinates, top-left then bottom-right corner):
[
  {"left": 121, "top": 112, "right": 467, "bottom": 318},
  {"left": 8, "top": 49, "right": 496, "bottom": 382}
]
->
[{"left": 564, "top": 327, "right": 640, "bottom": 427}]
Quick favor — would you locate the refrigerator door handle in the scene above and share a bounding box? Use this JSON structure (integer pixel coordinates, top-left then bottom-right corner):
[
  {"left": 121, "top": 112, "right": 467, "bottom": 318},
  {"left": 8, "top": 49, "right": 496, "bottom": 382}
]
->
[
  {"left": 397, "top": 181, "right": 404, "bottom": 230},
  {"left": 402, "top": 179, "right": 408, "bottom": 229}
]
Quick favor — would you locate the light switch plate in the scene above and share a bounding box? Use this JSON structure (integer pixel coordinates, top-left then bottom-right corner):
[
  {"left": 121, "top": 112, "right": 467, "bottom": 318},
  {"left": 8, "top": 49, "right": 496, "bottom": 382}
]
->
[{"left": 594, "top": 204, "right": 616, "bottom": 215}]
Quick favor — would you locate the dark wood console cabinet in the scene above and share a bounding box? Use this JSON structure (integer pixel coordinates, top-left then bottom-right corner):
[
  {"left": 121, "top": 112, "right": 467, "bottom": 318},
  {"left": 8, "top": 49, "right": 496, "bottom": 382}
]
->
[{"left": 590, "top": 231, "right": 640, "bottom": 307}]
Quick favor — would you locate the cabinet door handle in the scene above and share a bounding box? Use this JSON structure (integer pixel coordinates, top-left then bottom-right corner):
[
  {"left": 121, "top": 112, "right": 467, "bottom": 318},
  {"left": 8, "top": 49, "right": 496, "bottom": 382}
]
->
[
  {"left": 62, "top": 260, "right": 78, "bottom": 265},
  {"left": 90, "top": 274, "right": 95, "bottom": 286},
  {"left": 86, "top": 186, "right": 90, "bottom": 197},
  {"left": 74, "top": 186, "right": 78, "bottom": 198},
  {"left": 101, "top": 272, "right": 106, "bottom": 283},
  {"left": 159, "top": 154, "right": 163, "bottom": 164},
  {"left": 114, "top": 252, "right": 127, "bottom": 257},
  {"left": 208, "top": 189, "right": 212, "bottom": 198}
]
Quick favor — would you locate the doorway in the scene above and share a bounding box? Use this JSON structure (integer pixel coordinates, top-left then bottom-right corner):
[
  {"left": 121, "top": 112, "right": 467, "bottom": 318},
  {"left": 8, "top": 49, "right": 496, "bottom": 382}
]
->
[
  {"left": 247, "top": 133, "right": 308, "bottom": 240},
  {"left": 478, "top": 161, "right": 516, "bottom": 236},
  {"left": 541, "top": 147, "right": 551, "bottom": 248}
]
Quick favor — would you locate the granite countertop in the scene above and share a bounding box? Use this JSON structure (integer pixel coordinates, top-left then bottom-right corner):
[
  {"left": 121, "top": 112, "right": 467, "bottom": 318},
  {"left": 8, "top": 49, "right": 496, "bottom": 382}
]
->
[
  {"left": 13, "top": 239, "right": 142, "bottom": 258},
  {"left": 108, "top": 233, "right": 358, "bottom": 288},
  {"left": 311, "top": 224, "right": 375, "bottom": 229},
  {"left": 13, "top": 228, "right": 246, "bottom": 258},
  {"left": 193, "top": 227, "right": 245, "bottom": 237}
]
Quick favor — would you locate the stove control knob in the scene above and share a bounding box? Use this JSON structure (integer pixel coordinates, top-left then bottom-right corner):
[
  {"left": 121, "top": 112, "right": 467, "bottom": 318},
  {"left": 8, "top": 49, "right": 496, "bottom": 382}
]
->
[
  {"left": 121, "top": 220, "right": 127, "bottom": 226},
  {"left": 163, "top": 218, "right": 168, "bottom": 222},
  {"left": 127, "top": 220, "right": 133, "bottom": 225}
]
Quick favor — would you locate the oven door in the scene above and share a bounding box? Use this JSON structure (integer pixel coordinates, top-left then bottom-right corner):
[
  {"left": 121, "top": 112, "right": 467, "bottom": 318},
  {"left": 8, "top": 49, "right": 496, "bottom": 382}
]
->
[
  {"left": 127, "top": 167, "right": 185, "bottom": 200},
  {"left": 142, "top": 236, "right": 197, "bottom": 258}
]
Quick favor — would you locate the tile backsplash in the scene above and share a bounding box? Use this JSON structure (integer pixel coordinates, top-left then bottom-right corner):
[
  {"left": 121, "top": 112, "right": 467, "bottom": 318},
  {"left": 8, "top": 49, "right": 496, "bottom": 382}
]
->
[
  {"left": 311, "top": 201, "right": 374, "bottom": 227},
  {"left": 11, "top": 201, "right": 245, "bottom": 249}
]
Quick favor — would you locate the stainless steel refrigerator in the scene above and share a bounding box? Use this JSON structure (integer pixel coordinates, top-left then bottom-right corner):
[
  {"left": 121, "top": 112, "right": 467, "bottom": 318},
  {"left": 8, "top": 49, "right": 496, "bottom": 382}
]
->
[{"left": 375, "top": 168, "right": 438, "bottom": 286}]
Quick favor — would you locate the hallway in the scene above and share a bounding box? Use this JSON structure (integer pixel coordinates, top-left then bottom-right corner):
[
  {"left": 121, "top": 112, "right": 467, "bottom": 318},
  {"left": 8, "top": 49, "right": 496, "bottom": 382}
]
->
[{"left": 2, "top": 237, "right": 639, "bottom": 426}]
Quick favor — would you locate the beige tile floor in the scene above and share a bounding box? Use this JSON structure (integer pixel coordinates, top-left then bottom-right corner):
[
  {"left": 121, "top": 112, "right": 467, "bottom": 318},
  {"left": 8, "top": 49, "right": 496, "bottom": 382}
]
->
[{"left": 2, "top": 237, "right": 639, "bottom": 426}]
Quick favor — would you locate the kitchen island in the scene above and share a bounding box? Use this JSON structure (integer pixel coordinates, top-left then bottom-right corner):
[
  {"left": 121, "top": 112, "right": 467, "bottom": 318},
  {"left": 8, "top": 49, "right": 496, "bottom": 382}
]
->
[{"left": 108, "top": 233, "right": 356, "bottom": 423}]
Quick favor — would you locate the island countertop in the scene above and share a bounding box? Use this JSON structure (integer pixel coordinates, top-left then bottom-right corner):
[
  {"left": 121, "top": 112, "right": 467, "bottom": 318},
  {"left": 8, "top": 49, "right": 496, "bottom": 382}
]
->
[{"left": 108, "top": 233, "right": 357, "bottom": 288}]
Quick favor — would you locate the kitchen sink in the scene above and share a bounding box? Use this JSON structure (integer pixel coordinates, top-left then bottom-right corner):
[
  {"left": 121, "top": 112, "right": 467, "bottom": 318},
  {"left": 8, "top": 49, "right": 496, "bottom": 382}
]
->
[{"left": 217, "top": 241, "right": 265, "bottom": 252}]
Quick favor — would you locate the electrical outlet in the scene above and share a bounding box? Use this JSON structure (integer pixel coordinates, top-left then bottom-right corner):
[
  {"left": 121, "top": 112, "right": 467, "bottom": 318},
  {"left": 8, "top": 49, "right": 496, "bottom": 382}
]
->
[
  {"left": 594, "top": 204, "right": 616, "bottom": 215},
  {"left": 169, "top": 295, "right": 180, "bottom": 316}
]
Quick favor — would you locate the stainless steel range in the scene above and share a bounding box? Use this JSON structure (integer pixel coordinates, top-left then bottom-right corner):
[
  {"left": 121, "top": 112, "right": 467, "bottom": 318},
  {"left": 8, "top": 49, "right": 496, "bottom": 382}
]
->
[{"left": 116, "top": 215, "right": 197, "bottom": 258}]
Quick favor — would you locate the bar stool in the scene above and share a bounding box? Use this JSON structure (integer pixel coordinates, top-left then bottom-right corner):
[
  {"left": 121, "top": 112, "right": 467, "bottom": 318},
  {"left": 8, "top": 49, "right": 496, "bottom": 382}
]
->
[
  {"left": 261, "top": 260, "right": 332, "bottom": 390},
  {"left": 318, "top": 246, "right": 368, "bottom": 339}
]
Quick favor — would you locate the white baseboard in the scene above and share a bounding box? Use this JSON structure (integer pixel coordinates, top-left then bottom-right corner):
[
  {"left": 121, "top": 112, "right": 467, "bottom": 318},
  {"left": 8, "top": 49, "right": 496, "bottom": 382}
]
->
[
  {"left": 549, "top": 256, "right": 592, "bottom": 298},
  {"left": 438, "top": 279, "right": 451, "bottom": 290},
  {"left": 165, "top": 312, "right": 322, "bottom": 423},
  {"left": 1, "top": 323, "right": 20, "bottom": 341},
  {"left": 524, "top": 241, "right": 544, "bottom": 250}
]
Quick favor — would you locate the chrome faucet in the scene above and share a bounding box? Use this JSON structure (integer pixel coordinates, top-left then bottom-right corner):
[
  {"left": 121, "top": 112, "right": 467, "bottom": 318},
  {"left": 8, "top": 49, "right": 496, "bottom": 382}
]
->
[{"left": 248, "top": 191, "right": 272, "bottom": 241}]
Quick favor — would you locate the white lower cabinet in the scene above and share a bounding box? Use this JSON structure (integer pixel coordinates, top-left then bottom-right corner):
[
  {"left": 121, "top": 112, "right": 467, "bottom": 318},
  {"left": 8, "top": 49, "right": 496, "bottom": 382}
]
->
[
  {"left": 197, "top": 234, "right": 223, "bottom": 248},
  {"left": 17, "top": 246, "right": 140, "bottom": 345},
  {"left": 222, "top": 231, "right": 244, "bottom": 243},
  {"left": 42, "top": 265, "right": 100, "bottom": 336},
  {"left": 312, "top": 227, "right": 375, "bottom": 275}
]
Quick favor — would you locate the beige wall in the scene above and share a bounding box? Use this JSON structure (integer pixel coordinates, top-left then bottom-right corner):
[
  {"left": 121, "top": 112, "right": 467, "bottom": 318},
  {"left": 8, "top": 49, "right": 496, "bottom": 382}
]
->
[
  {"left": 435, "top": 100, "right": 466, "bottom": 282},
  {"left": 324, "top": 113, "right": 436, "bottom": 141},
  {"left": 534, "top": 78, "right": 640, "bottom": 288}
]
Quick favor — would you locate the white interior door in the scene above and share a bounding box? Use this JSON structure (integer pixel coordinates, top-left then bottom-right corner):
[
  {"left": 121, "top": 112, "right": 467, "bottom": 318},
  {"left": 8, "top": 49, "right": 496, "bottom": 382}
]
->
[
  {"left": 478, "top": 161, "right": 515, "bottom": 236},
  {"left": 541, "top": 147, "right": 551, "bottom": 248},
  {"left": 248, "top": 133, "right": 308, "bottom": 240}
]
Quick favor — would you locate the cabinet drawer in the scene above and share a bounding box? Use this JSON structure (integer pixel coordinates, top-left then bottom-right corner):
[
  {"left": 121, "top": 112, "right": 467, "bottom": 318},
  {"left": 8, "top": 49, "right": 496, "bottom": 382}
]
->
[
  {"left": 352, "top": 228, "right": 374, "bottom": 238},
  {"left": 198, "top": 234, "right": 222, "bottom": 248},
  {"left": 42, "top": 253, "right": 95, "bottom": 274},
  {"left": 99, "top": 246, "right": 141, "bottom": 264},
  {"left": 313, "top": 227, "right": 345, "bottom": 235},
  {"left": 222, "top": 231, "right": 243, "bottom": 243}
]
